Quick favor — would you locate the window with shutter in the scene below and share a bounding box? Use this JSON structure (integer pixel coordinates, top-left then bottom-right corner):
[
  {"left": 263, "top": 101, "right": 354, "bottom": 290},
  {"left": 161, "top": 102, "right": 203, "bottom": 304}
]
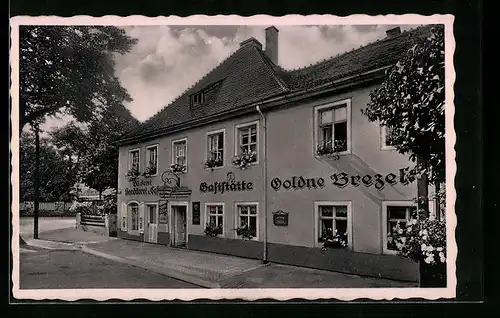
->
[
  {"left": 121, "top": 202, "right": 127, "bottom": 231},
  {"left": 139, "top": 203, "right": 145, "bottom": 233}
]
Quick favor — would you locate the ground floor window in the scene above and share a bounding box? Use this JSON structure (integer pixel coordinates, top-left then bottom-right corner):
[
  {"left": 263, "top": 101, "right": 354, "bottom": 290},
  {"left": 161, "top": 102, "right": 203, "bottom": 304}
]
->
[
  {"left": 236, "top": 203, "right": 258, "bottom": 240},
  {"left": 206, "top": 203, "right": 224, "bottom": 236},
  {"left": 382, "top": 201, "right": 435, "bottom": 254},
  {"left": 129, "top": 202, "right": 139, "bottom": 231},
  {"left": 314, "top": 201, "right": 352, "bottom": 249}
]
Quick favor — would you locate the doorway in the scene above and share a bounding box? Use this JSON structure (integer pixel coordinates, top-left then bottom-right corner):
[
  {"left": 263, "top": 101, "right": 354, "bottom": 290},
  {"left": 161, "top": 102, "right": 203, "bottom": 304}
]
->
[
  {"left": 170, "top": 203, "right": 188, "bottom": 247},
  {"left": 146, "top": 203, "right": 158, "bottom": 243}
]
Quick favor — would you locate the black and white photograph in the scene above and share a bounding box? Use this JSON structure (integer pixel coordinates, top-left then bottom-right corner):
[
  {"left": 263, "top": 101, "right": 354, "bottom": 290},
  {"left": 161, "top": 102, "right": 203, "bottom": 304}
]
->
[{"left": 10, "top": 15, "right": 456, "bottom": 301}]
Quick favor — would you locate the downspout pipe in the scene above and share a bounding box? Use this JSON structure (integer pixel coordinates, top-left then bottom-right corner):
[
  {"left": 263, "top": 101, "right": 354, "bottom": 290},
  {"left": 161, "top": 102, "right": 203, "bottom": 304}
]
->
[{"left": 256, "top": 105, "right": 268, "bottom": 264}]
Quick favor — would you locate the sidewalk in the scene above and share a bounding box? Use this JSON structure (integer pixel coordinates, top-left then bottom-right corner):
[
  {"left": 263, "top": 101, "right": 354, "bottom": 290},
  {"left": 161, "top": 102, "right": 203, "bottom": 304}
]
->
[{"left": 23, "top": 227, "right": 417, "bottom": 288}]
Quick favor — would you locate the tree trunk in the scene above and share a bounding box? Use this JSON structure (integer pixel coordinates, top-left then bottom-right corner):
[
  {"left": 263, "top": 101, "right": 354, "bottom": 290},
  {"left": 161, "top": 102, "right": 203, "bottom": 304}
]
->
[
  {"left": 435, "top": 182, "right": 441, "bottom": 221},
  {"left": 33, "top": 125, "right": 40, "bottom": 239},
  {"left": 416, "top": 157, "right": 429, "bottom": 218}
]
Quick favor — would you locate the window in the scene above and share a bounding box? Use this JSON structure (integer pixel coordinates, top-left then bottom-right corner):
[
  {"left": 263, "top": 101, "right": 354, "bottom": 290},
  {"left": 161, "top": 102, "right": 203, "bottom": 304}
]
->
[
  {"left": 128, "top": 202, "right": 139, "bottom": 231},
  {"left": 314, "top": 100, "right": 351, "bottom": 155},
  {"left": 314, "top": 201, "right": 352, "bottom": 249},
  {"left": 382, "top": 201, "right": 435, "bottom": 254},
  {"left": 147, "top": 204, "right": 157, "bottom": 224},
  {"left": 381, "top": 125, "right": 397, "bottom": 149},
  {"left": 191, "top": 92, "right": 205, "bottom": 107},
  {"left": 235, "top": 121, "right": 259, "bottom": 163},
  {"left": 129, "top": 149, "right": 140, "bottom": 171},
  {"left": 206, "top": 203, "right": 224, "bottom": 235},
  {"left": 146, "top": 145, "right": 158, "bottom": 175},
  {"left": 172, "top": 138, "right": 187, "bottom": 168},
  {"left": 207, "top": 130, "right": 225, "bottom": 168},
  {"left": 236, "top": 203, "right": 258, "bottom": 240}
]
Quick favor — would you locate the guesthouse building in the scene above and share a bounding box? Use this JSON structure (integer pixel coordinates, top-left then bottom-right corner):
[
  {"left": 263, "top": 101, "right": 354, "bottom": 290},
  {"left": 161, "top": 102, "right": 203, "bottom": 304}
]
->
[{"left": 116, "top": 25, "right": 438, "bottom": 282}]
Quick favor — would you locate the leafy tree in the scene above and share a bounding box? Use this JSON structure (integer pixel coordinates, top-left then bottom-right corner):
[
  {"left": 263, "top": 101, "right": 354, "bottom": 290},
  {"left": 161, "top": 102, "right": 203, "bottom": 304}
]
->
[
  {"left": 362, "top": 25, "right": 445, "bottom": 184},
  {"left": 50, "top": 104, "right": 139, "bottom": 199},
  {"left": 19, "top": 25, "right": 137, "bottom": 131},
  {"left": 20, "top": 131, "right": 77, "bottom": 201}
]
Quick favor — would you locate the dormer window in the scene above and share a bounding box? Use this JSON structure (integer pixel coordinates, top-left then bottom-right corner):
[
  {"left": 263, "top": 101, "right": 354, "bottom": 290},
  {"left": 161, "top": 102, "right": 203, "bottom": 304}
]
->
[{"left": 191, "top": 92, "right": 205, "bottom": 107}]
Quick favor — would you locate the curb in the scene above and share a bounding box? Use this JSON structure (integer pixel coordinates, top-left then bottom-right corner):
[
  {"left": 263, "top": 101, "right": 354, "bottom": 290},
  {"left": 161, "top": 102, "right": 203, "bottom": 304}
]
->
[
  {"left": 24, "top": 239, "right": 80, "bottom": 251},
  {"left": 80, "top": 246, "right": 218, "bottom": 288}
]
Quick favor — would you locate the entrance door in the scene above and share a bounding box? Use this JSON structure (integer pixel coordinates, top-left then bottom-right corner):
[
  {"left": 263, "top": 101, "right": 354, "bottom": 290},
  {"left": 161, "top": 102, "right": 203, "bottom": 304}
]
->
[
  {"left": 172, "top": 205, "right": 187, "bottom": 246},
  {"left": 147, "top": 204, "right": 158, "bottom": 243}
]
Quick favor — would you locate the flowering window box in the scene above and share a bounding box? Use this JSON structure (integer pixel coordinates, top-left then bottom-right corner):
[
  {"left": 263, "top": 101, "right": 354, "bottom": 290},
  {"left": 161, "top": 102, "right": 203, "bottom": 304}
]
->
[
  {"left": 126, "top": 167, "right": 141, "bottom": 182},
  {"left": 170, "top": 163, "right": 187, "bottom": 174},
  {"left": 232, "top": 149, "right": 257, "bottom": 170},
  {"left": 316, "top": 140, "right": 347, "bottom": 159},
  {"left": 204, "top": 158, "right": 223, "bottom": 171}
]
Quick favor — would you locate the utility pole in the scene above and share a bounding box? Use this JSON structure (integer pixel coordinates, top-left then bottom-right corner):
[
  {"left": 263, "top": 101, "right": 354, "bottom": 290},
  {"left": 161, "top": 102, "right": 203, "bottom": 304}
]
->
[{"left": 33, "top": 124, "right": 40, "bottom": 239}]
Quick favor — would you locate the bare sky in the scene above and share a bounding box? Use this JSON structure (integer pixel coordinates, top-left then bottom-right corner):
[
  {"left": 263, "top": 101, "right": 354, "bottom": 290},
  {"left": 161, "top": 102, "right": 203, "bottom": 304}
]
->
[{"left": 40, "top": 24, "right": 420, "bottom": 132}]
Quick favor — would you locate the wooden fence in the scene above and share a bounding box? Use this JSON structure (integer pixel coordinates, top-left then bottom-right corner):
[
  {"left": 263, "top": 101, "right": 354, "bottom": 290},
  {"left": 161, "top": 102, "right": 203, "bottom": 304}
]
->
[
  {"left": 20, "top": 201, "right": 71, "bottom": 211},
  {"left": 80, "top": 214, "right": 106, "bottom": 228},
  {"left": 20, "top": 201, "right": 74, "bottom": 217}
]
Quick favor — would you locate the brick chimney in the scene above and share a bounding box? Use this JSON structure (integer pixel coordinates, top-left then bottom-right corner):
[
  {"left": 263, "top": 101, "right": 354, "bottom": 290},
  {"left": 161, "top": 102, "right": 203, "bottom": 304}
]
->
[
  {"left": 386, "top": 26, "right": 401, "bottom": 39},
  {"left": 239, "top": 37, "right": 263, "bottom": 50},
  {"left": 265, "top": 26, "right": 279, "bottom": 65}
]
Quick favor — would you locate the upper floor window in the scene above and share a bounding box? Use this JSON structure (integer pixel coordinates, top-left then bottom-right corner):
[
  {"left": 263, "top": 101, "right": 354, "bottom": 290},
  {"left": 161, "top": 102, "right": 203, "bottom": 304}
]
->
[
  {"left": 314, "top": 99, "right": 351, "bottom": 156},
  {"left": 172, "top": 138, "right": 187, "bottom": 172},
  {"left": 381, "top": 125, "right": 397, "bottom": 150},
  {"left": 235, "top": 121, "right": 259, "bottom": 164},
  {"left": 129, "top": 149, "right": 140, "bottom": 172},
  {"left": 206, "top": 129, "right": 225, "bottom": 168},
  {"left": 191, "top": 92, "right": 205, "bottom": 108},
  {"left": 145, "top": 145, "right": 158, "bottom": 176}
]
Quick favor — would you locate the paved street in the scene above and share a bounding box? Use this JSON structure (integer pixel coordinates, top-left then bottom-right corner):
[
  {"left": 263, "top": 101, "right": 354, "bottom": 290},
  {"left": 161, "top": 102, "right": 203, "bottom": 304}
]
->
[
  {"left": 19, "top": 246, "right": 199, "bottom": 289},
  {"left": 18, "top": 226, "right": 418, "bottom": 289},
  {"left": 19, "top": 217, "right": 76, "bottom": 238}
]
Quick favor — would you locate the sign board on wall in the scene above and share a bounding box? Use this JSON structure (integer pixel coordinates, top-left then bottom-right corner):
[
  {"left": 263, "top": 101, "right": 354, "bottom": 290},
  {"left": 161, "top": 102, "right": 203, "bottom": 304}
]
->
[
  {"left": 159, "top": 200, "right": 168, "bottom": 224},
  {"left": 192, "top": 202, "right": 201, "bottom": 225},
  {"left": 273, "top": 210, "right": 289, "bottom": 227}
]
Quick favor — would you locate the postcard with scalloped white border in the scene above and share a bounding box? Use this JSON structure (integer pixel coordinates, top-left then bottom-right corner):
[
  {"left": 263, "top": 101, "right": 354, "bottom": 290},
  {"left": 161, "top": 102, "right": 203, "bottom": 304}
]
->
[{"left": 11, "top": 14, "right": 456, "bottom": 301}]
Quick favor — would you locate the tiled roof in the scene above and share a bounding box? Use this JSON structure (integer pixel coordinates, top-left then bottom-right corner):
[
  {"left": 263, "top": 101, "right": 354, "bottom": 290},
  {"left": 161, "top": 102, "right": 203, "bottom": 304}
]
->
[
  {"left": 119, "top": 25, "right": 435, "bottom": 144},
  {"left": 121, "top": 41, "right": 288, "bottom": 140},
  {"left": 285, "top": 25, "right": 435, "bottom": 90}
]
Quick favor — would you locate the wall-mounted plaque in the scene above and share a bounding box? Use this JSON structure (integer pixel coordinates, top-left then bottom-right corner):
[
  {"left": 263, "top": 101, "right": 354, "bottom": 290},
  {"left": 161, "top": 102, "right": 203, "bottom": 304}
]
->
[
  {"left": 273, "top": 210, "right": 289, "bottom": 227},
  {"left": 159, "top": 200, "right": 168, "bottom": 224},
  {"left": 192, "top": 201, "right": 201, "bottom": 225}
]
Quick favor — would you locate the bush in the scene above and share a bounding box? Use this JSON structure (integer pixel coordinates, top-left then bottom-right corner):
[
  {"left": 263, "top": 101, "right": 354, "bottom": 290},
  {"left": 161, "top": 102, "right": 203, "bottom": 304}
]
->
[
  {"left": 390, "top": 217, "right": 446, "bottom": 265},
  {"left": 69, "top": 201, "right": 99, "bottom": 215}
]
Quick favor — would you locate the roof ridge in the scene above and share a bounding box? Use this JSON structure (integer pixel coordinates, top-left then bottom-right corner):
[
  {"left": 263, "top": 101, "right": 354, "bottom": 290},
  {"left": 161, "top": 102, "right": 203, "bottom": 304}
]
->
[
  {"left": 286, "top": 25, "right": 430, "bottom": 74},
  {"left": 137, "top": 44, "right": 247, "bottom": 127},
  {"left": 255, "top": 47, "right": 289, "bottom": 92}
]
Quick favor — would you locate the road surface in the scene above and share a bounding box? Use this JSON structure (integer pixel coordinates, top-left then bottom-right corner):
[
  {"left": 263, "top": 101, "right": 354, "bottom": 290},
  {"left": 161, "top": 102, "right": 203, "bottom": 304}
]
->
[
  {"left": 19, "top": 217, "right": 76, "bottom": 238},
  {"left": 19, "top": 246, "right": 199, "bottom": 289}
]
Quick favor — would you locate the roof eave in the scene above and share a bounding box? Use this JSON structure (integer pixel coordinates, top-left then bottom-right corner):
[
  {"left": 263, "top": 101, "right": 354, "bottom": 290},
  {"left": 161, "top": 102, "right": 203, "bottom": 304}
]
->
[{"left": 116, "top": 66, "right": 389, "bottom": 147}]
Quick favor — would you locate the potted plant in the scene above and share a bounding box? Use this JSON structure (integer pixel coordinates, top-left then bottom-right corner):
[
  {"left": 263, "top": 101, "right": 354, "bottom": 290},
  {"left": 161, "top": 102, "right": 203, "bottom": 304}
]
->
[
  {"left": 319, "top": 228, "right": 348, "bottom": 251},
  {"left": 204, "top": 222, "right": 223, "bottom": 237},
  {"left": 126, "top": 166, "right": 141, "bottom": 182},
  {"left": 232, "top": 147, "right": 257, "bottom": 170},
  {"left": 316, "top": 140, "right": 347, "bottom": 159},
  {"left": 142, "top": 160, "right": 157, "bottom": 178},
  {"left": 235, "top": 224, "right": 256, "bottom": 239},
  {"left": 170, "top": 163, "right": 187, "bottom": 174},
  {"left": 390, "top": 216, "right": 447, "bottom": 287},
  {"left": 204, "top": 157, "right": 223, "bottom": 171}
]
